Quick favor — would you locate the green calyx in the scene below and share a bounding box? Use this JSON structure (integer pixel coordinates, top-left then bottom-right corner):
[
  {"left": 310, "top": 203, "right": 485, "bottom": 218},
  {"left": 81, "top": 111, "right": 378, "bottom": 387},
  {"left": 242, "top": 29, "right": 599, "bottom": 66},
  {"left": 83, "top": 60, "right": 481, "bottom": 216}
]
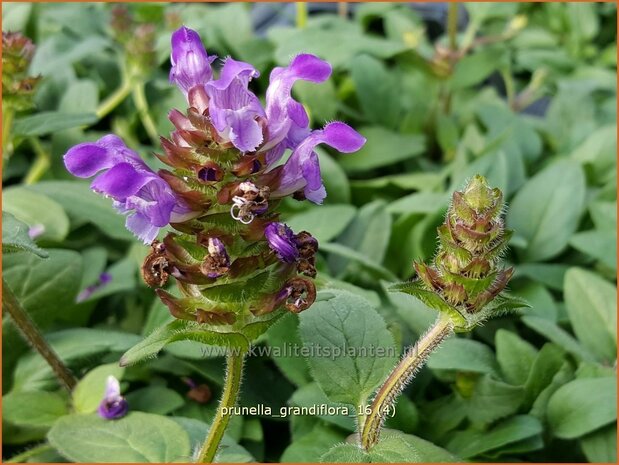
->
[{"left": 391, "top": 175, "right": 527, "bottom": 331}]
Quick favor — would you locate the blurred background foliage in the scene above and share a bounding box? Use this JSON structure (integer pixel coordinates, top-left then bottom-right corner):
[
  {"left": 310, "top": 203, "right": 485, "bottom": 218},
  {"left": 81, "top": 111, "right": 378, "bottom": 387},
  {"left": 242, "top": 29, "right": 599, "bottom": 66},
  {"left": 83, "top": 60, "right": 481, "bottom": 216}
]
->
[{"left": 2, "top": 2, "right": 617, "bottom": 463}]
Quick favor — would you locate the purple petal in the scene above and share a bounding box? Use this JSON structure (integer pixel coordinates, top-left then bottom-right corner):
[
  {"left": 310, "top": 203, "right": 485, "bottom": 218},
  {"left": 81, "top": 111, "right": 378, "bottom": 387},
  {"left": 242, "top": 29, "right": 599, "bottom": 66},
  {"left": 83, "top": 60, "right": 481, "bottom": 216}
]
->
[
  {"left": 274, "top": 122, "right": 365, "bottom": 204},
  {"left": 169, "top": 26, "right": 215, "bottom": 94},
  {"left": 262, "top": 54, "right": 332, "bottom": 161},
  {"left": 98, "top": 378, "right": 128, "bottom": 421},
  {"left": 265, "top": 222, "right": 299, "bottom": 263},
  {"left": 64, "top": 135, "right": 143, "bottom": 178},
  {"left": 206, "top": 58, "right": 265, "bottom": 152},
  {"left": 90, "top": 163, "right": 150, "bottom": 199},
  {"left": 223, "top": 109, "right": 264, "bottom": 153},
  {"left": 125, "top": 212, "right": 161, "bottom": 244}
]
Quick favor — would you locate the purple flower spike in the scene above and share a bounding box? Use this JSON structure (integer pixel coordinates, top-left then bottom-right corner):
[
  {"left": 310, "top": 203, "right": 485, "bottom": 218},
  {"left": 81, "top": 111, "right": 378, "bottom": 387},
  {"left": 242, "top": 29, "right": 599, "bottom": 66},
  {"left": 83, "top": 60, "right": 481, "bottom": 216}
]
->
[
  {"left": 273, "top": 122, "right": 366, "bottom": 204},
  {"left": 262, "top": 54, "right": 332, "bottom": 164},
  {"left": 265, "top": 222, "right": 299, "bottom": 263},
  {"left": 206, "top": 58, "right": 265, "bottom": 152},
  {"left": 170, "top": 26, "right": 216, "bottom": 95},
  {"left": 64, "top": 135, "right": 193, "bottom": 243},
  {"left": 98, "top": 376, "right": 128, "bottom": 420}
]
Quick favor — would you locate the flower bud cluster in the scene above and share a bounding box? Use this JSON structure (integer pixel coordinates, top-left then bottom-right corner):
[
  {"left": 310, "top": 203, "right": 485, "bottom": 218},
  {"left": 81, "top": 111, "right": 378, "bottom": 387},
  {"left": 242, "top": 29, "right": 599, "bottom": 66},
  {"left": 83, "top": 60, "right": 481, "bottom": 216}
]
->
[{"left": 2, "top": 32, "right": 40, "bottom": 111}]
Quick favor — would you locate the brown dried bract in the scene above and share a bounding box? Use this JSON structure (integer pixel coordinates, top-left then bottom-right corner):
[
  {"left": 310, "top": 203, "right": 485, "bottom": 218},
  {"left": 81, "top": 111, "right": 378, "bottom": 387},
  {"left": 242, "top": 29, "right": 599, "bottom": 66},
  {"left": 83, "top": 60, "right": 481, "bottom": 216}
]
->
[{"left": 141, "top": 240, "right": 170, "bottom": 287}]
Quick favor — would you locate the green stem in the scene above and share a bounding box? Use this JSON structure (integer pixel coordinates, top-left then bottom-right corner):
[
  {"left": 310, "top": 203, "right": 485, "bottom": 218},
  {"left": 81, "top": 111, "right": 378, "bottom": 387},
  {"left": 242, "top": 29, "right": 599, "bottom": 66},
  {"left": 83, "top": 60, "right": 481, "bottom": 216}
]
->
[
  {"left": 2, "top": 279, "right": 77, "bottom": 392},
  {"left": 296, "top": 2, "right": 308, "bottom": 29},
  {"left": 361, "top": 316, "right": 454, "bottom": 451},
  {"left": 3, "top": 104, "right": 15, "bottom": 159},
  {"left": 500, "top": 68, "right": 516, "bottom": 110},
  {"left": 24, "top": 137, "right": 50, "bottom": 184},
  {"left": 132, "top": 82, "right": 160, "bottom": 146},
  {"left": 196, "top": 350, "right": 246, "bottom": 463},
  {"left": 447, "top": 3, "right": 459, "bottom": 52},
  {"left": 6, "top": 443, "right": 54, "bottom": 463},
  {"left": 95, "top": 79, "right": 132, "bottom": 120}
]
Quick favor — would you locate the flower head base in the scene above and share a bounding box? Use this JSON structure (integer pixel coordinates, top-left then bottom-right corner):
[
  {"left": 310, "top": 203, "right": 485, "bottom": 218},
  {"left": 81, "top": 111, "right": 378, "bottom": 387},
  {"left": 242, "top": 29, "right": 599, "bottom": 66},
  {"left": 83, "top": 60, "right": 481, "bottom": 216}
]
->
[
  {"left": 392, "top": 175, "right": 526, "bottom": 331},
  {"left": 98, "top": 376, "right": 128, "bottom": 420}
]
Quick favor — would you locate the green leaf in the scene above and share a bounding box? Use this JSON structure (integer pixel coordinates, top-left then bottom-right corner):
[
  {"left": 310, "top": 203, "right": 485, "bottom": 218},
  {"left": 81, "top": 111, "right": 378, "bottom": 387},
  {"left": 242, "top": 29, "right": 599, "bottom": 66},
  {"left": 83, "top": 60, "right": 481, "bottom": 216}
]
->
[
  {"left": 328, "top": 200, "right": 394, "bottom": 279},
  {"left": 12, "top": 112, "right": 98, "bottom": 136},
  {"left": 4, "top": 391, "right": 68, "bottom": 428},
  {"left": 589, "top": 201, "right": 616, "bottom": 231},
  {"left": 564, "top": 268, "right": 617, "bottom": 362},
  {"left": 495, "top": 329, "right": 538, "bottom": 385},
  {"left": 290, "top": 383, "right": 355, "bottom": 432},
  {"left": 281, "top": 424, "right": 346, "bottom": 463},
  {"left": 386, "top": 192, "right": 448, "bottom": 215},
  {"left": 2, "top": 2, "right": 32, "bottom": 31},
  {"left": 266, "top": 313, "right": 311, "bottom": 387},
  {"left": 427, "top": 338, "right": 498, "bottom": 375},
  {"left": 581, "top": 424, "right": 617, "bottom": 463},
  {"left": 321, "top": 444, "right": 367, "bottom": 463},
  {"left": 27, "top": 181, "right": 133, "bottom": 241},
  {"left": 320, "top": 242, "right": 397, "bottom": 282},
  {"left": 569, "top": 230, "right": 617, "bottom": 270},
  {"left": 125, "top": 386, "right": 185, "bottom": 415},
  {"left": 523, "top": 343, "right": 567, "bottom": 409},
  {"left": 318, "top": 150, "right": 351, "bottom": 204},
  {"left": 120, "top": 320, "right": 250, "bottom": 367},
  {"left": 521, "top": 316, "right": 595, "bottom": 362},
  {"left": 73, "top": 363, "right": 125, "bottom": 414},
  {"left": 286, "top": 205, "right": 356, "bottom": 243},
  {"left": 13, "top": 329, "right": 139, "bottom": 392},
  {"left": 466, "top": 375, "right": 524, "bottom": 425},
  {"left": 268, "top": 22, "right": 407, "bottom": 70},
  {"left": 298, "top": 290, "right": 397, "bottom": 406},
  {"left": 450, "top": 47, "right": 506, "bottom": 90},
  {"left": 3, "top": 250, "right": 83, "bottom": 328},
  {"left": 2, "top": 212, "right": 48, "bottom": 258},
  {"left": 446, "top": 415, "right": 542, "bottom": 459},
  {"left": 339, "top": 126, "right": 425, "bottom": 172},
  {"left": 3, "top": 187, "right": 70, "bottom": 242},
  {"left": 350, "top": 55, "right": 401, "bottom": 128},
  {"left": 513, "top": 281, "right": 558, "bottom": 321},
  {"left": 322, "top": 430, "right": 459, "bottom": 463},
  {"left": 507, "top": 159, "right": 586, "bottom": 261},
  {"left": 48, "top": 413, "right": 191, "bottom": 462},
  {"left": 547, "top": 377, "right": 617, "bottom": 439}
]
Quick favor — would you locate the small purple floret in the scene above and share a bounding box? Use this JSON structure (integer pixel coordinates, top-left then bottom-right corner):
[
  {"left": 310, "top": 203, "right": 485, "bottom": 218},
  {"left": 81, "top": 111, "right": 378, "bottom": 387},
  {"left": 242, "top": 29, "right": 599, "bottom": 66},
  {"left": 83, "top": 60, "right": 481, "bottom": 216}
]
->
[
  {"left": 170, "top": 26, "right": 215, "bottom": 95},
  {"left": 63, "top": 135, "right": 192, "bottom": 244},
  {"left": 273, "top": 122, "right": 366, "bottom": 204},
  {"left": 97, "top": 376, "right": 128, "bottom": 420},
  {"left": 265, "top": 222, "right": 299, "bottom": 263}
]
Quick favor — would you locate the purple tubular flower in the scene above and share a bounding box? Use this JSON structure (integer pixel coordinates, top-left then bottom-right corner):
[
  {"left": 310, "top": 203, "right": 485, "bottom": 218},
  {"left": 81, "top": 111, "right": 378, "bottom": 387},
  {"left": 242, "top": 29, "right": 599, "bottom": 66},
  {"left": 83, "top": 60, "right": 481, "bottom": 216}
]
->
[
  {"left": 273, "top": 122, "right": 366, "bottom": 204},
  {"left": 28, "top": 224, "right": 45, "bottom": 240},
  {"left": 261, "top": 54, "right": 332, "bottom": 165},
  {"left": 97, "top": 376, "right": 128, "bottom": 420},
  {"left": 205, "top": 58, "right": 265, "bottom": 153},
  {"left": 64, "top": 135, "right": 192, "bottom": 244},
  {"left": 169, "top": 26, "right": 216, "bottom": 95},
  {"left": 265, "top": 222, "right": 299, "bottom": 263}
]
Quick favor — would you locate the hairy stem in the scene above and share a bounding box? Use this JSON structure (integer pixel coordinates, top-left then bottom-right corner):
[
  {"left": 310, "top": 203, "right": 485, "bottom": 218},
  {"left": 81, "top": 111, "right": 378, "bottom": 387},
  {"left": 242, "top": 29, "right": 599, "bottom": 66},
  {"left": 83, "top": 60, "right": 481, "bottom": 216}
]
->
[
  {"left": 2, "top": 279, "right": 77, "bottom": 392},
  {"left": 196, "top": 350, "right": 246, "bottom": 463},
  {"left": 447, "top": 3, "right": 459, "bottom": 52},
  {"left": 132, "top": 82, "right": 160, "bottom": 146},
  {"left": 95, "top": 79, "right": 132, "bottom": 119},
  {"left": 361, "top": 316, "right": 454, "bottom": 450}
]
